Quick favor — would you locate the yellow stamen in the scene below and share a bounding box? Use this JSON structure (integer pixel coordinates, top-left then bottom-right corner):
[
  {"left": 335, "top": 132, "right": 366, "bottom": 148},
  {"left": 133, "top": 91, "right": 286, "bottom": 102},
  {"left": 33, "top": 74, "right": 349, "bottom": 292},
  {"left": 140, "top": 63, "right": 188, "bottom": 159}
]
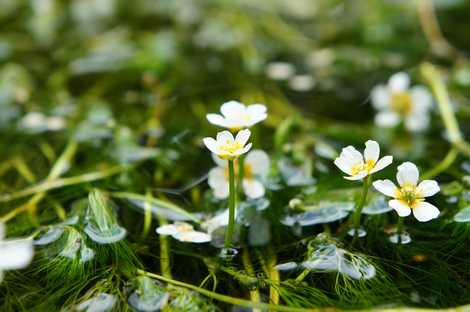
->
[
  {"left": 395, "top": 183, "right": 423, "bottom": 208},
  {"left": 350, "top": 160, "right": 376, "bottom": 176},
  {"left": 390, "top": 92, "right": 412, "bottom": 116}
]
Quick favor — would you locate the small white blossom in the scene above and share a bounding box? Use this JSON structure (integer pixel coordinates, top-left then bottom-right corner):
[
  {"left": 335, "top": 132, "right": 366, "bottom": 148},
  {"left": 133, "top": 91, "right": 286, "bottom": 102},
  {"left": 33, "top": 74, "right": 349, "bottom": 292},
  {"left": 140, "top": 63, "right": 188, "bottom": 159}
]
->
[
  {"left": 203, "top": 129, "right": 252, "bottom": 160},
  {"left": 0, "top": 222, "right": 34, "bottom": 282},
  {"left": 373, "top": 162, "right": 440, "bottom": 222},
  {"left": 371, "top": 72, "right": 433, "bottom": 132},
  {"left": 156, "top": 222, "right": 211, "bottom": 243},
  {"left": 208, "top": 150, "right": 270, "bottom": 200},
  {"left": 265, "top": 62, "right": 295, "bottom": 81},
  {"left": 206, "top": 101, "right": 267, "bottom": 130},
  {"left": 334, "top": 140, "right": 393, "bottom": 180}
]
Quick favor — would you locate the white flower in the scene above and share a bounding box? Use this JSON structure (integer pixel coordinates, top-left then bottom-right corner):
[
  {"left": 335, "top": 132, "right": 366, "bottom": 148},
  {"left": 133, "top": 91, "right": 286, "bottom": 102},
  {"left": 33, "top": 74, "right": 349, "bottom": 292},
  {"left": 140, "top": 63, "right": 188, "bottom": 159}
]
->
[
  {"left": 334, "top": 140, "right": 393, "bottom": 180},
  {"left": 156, "top": 222, "right": 211, "bottom": 243},
  {"left": 371, "top": 72, "right": 433, "bottom": 132},
  {"left": 202, "top": 209, "right": 232, "bottom": 234},
  {"left": 208, "top": 149, "right": 270, "bottom": 199},
  {"left": 0, "top": 222, "right": 34, "bottom": 282},
  {"left": 206, "top": 101, "right": 267, "bottom": 130},
  {"left": 203, "top": 129, "right": 252, "bottom": 160},
  {"left": 265, "top": 62, "right": 295, "bottom": 81},
  {"left": 373, "top": 162, "right": 440, "bottom": 222}
]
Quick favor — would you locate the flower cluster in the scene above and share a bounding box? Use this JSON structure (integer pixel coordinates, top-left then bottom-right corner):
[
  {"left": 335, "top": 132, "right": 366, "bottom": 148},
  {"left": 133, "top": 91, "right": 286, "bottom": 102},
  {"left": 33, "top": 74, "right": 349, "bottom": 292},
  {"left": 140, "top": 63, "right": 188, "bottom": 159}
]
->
[{"left": 334, "top": 140, "right": 440, "bottom": 223}]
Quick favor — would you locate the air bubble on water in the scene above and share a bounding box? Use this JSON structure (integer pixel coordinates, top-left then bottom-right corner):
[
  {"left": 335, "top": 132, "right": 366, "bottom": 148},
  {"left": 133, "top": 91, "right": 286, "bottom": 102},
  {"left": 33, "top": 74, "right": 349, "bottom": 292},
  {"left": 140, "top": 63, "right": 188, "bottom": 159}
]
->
[
  {"left": 454, "top": 205, "right": 470, "bottom": 222},
  {"left": 347, "top": 227, "right": 367, "bottom": 238},
  {"left": 275, "top": 262, "right": 298, "bottom": 271},
  {"left": 34, "top": 227, "right": 64, "bottom": 245},
  {"left": 282, "top": 201, "right": 351, "bottom": 227},
  {"left": 128, "top": 276, "right": 169, "bottom": 312},
  {"left": 362, "top": 195, "right": 392, "bottom": 215},
  {"left": 219, "top": 247, "right": 238, "bottom": 261},
  {"left": 76, "top": 293, "right": 116, "bottom": 312},
  {"left": 84, "top": 189, "right": 127, "bottom": 244},
  {"left": 301, "top": 240, "right": 376, "bottom": 280},
  {"left": 84, "top": 223, "right": 127, "bottom": 245},
  {"left": 59, "top": 228, "right": 95, "bottom": 262},
  {"left": 127, "top": 198, "right": 193, "bottom": 221},
  {"left": 389, "top": 232, "right": 412, "bottom": 245}
]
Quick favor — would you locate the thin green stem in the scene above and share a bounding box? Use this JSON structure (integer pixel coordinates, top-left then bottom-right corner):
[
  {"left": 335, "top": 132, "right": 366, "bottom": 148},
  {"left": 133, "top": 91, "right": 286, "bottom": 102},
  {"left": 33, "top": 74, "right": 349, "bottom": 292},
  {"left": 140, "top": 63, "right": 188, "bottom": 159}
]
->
[
  {"left": 295, "top": 269, "right": 310, "bottom": 283},
  {"left": 422, "top": 147, "right": 458, "bottom": 180},
  {"left": 136, "top": 270, "right": 321, "bottom": 312},
  {"left": 352, "top": 175, "right": 371, "bottom": 231},
  {"left": 157, "top": 213, "right": 172, "bottom": 279},
  {"left": 224, "top": 160, "right": 236, "bottom": 248},
  {"left": 420, "top": 63, "right": 463, "bottom": 144},
  {"left": 242, "top": 249, "right": 261, "bottom": 312},
  {"left": 396, "top": 216, "right": 405, "bottom": 245}
]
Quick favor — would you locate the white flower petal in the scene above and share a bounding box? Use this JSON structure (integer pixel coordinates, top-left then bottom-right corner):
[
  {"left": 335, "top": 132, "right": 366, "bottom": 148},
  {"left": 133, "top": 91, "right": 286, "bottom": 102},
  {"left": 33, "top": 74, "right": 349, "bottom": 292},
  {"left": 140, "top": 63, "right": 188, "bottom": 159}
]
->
[
  {"left": 397, "top": 162, "right": 419, "bottom": 186},
  {"left": 243, "top": 179, "right": 265, "bottom": 199},
  {"left": 405, "top": 113, "right": 429, "bottom": 133},
  {"left": 371, "top": 85, "right": 390, "bottom": 110},
  {"left": 389, "top": 72, "right": 410, "bottom": 93},
  {"left": 389, "top": 199, "right": 411, "bottom": 217},
  {"left": 174, "top": 231, "right": 211, "bottom": 243},
  {"left": 417, "top": 180, "right": 440, "bottom": 197},
  {"left": 208, "top": 167, "right": 229, "bottom": 199},
  {"left": 211, "top": 153, "right": 227, "bottom": 167},
  {"left": 217, "top": 131, "right": 234, "bottom": 144},
  {"left": 410, "top": 86, "right": 432, "bottom": 112},
  {"left": 206, "top": 114, "right": 227, "bottom": 127},
  {"left": 344, "top": 171, "right": 368, "bottom": 181},
  {"left": 236, "top": 143, "right": 252, "bottom": 156},
  {"left": 364, "top": 140, "right": 380, "bottom": 163},
  {"left": 221, "top": 101, "right": 245, "bottom": 118},
  {"left": 341, "top": 146, "right": 363, "bottom": 164},
  {"left": 246, "top": 104, "right": 267, "bottom": 116},
  {"left": 203, "top": 138, "right": 220, "bottom": 154},
  {"left": 334, "top": 156, "right": 353, "bottom": 175},
  {"left": 373, "top": 179, "right": 398, "bottom": 197},
  {"left": 208, "top": 167, "right": 227, "bottom": 188},
  {"left": 375, "top": 111, "right": 400, "bottom": 128},
  {"left": 156, "top": 224, "right": 179, "bottom": 236},
  {"left": 370, "top": 155, "right": 393, "bottom": 174},
  {"left": 235, "top": 129, "right": 251, "bottom": 146},
  {"left": 0, "top": 239, "right": 33, "bottom": 270},
  {"left": 412, "top": 201, "right": 440, "bottom": 222},
  {"left": 245, "top": 150, "right": 270, "bottom": 176}
]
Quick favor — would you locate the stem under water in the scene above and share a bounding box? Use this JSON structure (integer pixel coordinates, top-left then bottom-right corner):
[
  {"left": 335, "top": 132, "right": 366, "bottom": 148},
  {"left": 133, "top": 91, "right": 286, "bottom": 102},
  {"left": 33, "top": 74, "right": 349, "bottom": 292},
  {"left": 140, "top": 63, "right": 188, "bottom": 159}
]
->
[
  {"left": 352, "top": 175, "right": 371, "bottom": 232},
  {"left": 224, "top": 160, "right": 237, "bottom": 248},
  {"left": 396, "top": 216, "right": 404, "bottom": 245}
]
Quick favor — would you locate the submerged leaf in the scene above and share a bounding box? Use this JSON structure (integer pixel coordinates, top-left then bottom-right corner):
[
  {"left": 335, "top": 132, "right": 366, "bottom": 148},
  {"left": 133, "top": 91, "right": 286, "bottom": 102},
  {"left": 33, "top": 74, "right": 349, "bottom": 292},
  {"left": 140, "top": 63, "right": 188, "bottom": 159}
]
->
[
  {"left": 454, "top": 205, "right": 470, "bottom": 222},
  {"left": 282, "top": 202, "right": 352, "bottom": 226}
]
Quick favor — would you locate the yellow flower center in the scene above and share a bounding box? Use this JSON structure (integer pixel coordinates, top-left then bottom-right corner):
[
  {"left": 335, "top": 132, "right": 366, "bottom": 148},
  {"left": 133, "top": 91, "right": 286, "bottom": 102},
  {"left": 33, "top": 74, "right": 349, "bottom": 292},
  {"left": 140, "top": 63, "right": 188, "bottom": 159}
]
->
[
  {"left": 350, "top": 159, "right": 376, "bottom": 176},
  {"left": 390, "top": 92, "right": 412, "bottom": 116},
  {"left": 395, "top": 183, "right": 423, "bottom": 208},
  {"left": 218, "top": 141, "right": 243, "bottom": 157}
]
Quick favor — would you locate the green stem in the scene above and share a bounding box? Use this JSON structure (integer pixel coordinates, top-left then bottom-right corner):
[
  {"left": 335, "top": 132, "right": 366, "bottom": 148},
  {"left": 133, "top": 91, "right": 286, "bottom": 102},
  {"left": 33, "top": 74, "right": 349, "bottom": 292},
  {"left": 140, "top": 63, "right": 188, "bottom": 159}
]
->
[
  {"left": 352, "top": 175, "right": 371, "bottom": 231},
  {"left": 422, "top": 147, "right": 458, "bottom": 180},
  {"left": 242, "top": 249, "right": 261, "bottom": 312},
  {"left": 137, "top": 270, "right": 320, "bottom": 312},
  {"left": 295, "top": 269, "right": 310, "bottom": 283},
  {"left": 420, "top": 63, "right": 463, "bottom": 144},
  {"left": 157, "top": 213, "right": 172, "bottom": 279},
  {"left": 224, "top": 160, "right": 236, "bottom": 248}
]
